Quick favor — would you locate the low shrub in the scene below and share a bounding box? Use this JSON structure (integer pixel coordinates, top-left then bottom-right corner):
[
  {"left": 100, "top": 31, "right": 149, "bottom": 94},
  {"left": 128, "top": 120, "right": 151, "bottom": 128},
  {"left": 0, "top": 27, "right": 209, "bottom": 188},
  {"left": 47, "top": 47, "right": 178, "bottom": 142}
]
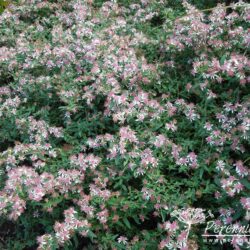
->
[{"left": 0, "top": 0, "right": 249, "bottom": 249}]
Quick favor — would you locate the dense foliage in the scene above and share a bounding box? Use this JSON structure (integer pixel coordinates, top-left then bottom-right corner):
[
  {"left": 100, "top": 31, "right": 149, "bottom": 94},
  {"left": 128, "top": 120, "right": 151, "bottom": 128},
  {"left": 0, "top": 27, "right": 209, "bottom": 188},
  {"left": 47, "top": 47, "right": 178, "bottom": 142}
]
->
[{"left": 0, "top": 0, "right": 249, "bottom": 249}]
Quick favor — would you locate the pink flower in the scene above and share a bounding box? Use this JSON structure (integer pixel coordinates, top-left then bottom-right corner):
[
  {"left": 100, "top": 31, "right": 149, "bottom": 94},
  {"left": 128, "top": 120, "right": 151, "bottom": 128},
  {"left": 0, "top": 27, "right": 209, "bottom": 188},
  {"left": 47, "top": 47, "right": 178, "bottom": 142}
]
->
[
  {"left": 154, "top": 134, "right": 167, "bottom": 147},
  {"left": 117, "top": 236, "right": 128, "bottom": 244}
]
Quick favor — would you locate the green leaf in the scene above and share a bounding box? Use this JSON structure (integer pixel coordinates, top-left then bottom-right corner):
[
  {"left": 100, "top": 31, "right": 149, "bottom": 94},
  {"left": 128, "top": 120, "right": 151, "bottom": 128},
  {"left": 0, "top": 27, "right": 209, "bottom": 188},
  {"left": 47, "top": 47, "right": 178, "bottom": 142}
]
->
[
  {"left": 240, "top": 179, "right": 250, "bottom": 190},
  {"left": 123, "top": 218, "right": 131, "bottom": 229},
  {"left": 132, "top": 215, "right": 140, "bottom": 224}
]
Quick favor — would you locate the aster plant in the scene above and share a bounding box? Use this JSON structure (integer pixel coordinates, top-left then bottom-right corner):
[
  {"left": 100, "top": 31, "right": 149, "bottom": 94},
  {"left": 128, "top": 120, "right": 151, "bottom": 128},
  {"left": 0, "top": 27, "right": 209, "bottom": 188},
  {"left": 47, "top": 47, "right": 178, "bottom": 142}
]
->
[{"left": 0, "top": 0, "right": 249, "bottom": 249}]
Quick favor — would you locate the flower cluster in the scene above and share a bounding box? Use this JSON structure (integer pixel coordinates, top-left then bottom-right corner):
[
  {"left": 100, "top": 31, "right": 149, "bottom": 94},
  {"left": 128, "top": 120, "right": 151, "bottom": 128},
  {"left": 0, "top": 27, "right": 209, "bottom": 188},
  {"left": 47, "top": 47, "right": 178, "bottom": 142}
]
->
[{"left": 0, "top": 0, "right": 249, "bottom": 249}]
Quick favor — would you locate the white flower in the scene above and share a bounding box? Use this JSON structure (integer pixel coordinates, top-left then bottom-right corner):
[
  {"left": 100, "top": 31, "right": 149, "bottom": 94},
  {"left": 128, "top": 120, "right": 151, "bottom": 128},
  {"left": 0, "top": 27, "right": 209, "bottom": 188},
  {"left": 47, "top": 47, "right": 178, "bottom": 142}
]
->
[{"left": 118, "top": 236, "right": 128, "bottom": 245}]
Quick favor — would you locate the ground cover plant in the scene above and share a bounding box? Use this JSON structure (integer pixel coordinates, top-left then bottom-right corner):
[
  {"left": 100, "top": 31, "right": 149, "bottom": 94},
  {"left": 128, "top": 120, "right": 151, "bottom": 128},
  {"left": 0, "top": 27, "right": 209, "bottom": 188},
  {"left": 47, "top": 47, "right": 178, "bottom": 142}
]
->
[{"left": 0, "top": 0, "right": 249, "bottom": 249}]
